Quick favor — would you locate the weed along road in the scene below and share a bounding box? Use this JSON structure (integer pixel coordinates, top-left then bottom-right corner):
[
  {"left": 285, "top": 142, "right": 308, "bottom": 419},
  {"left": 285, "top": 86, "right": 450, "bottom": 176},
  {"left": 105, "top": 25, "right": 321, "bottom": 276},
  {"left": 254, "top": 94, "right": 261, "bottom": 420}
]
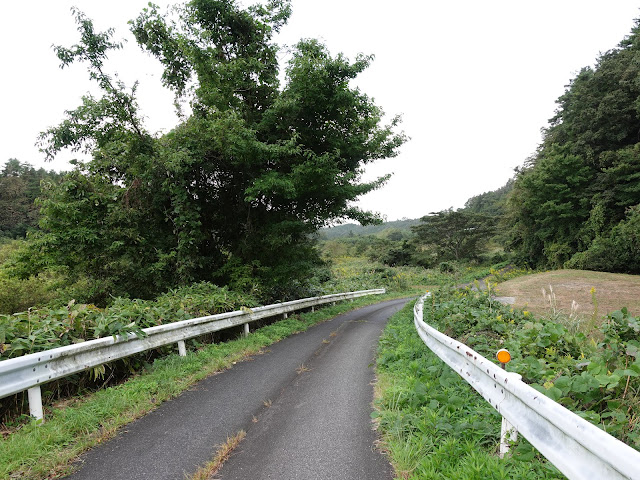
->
[{"left": 64, "top": 298, "right": 408, "bottom": 480}]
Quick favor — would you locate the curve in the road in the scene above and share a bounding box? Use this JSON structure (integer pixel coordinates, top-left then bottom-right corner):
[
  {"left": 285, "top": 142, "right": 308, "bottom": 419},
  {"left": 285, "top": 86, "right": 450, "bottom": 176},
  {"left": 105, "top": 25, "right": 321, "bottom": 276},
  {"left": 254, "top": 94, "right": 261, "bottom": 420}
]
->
[{"left": 64, "top": 298, "right": 408, "bottom": 480}]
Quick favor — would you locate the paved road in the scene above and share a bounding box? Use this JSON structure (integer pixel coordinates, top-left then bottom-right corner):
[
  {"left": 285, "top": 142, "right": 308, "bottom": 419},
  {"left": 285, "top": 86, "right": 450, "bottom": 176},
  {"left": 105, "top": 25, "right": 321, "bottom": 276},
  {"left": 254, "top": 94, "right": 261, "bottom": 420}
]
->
[{"left": 64, "top": 298, "right": 408, "bottom": 480}]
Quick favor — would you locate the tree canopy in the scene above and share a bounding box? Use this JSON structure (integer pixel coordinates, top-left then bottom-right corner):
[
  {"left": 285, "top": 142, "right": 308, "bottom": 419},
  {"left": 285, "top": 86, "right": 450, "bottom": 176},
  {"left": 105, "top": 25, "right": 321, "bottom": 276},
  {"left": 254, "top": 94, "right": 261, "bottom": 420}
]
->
[
  {"left": 32, "top": 0, "right": 405, "bottom": 302},
  {"left": 506, "top": 19, "right": 640, "bottom": 272},
  {"left": 0, "top": 160, "right": 62, "bottom": 239},
  {"left": 464, "top": 179, "right": 513, "bottom": 217},
  {"left": 411, "top": 209, "right": 496, "bottom": 263}
]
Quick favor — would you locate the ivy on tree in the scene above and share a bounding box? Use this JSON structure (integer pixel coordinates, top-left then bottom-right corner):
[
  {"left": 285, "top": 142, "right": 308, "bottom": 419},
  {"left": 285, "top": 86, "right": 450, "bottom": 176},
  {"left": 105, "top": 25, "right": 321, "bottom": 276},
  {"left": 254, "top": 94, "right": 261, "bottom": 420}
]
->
[{"left": 35, "top": 0, "right": 405, "bottom": 302}]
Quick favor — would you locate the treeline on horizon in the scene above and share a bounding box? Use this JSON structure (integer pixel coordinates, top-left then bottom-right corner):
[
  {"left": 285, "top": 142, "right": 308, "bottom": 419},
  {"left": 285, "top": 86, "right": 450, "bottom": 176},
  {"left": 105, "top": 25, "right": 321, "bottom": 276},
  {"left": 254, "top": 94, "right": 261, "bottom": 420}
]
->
[
  {"left": 324, "top": 18, "right": 640, "bottom": 275},
  {"left": 2, "top": 4, "right": 640, "bottom": 312}
]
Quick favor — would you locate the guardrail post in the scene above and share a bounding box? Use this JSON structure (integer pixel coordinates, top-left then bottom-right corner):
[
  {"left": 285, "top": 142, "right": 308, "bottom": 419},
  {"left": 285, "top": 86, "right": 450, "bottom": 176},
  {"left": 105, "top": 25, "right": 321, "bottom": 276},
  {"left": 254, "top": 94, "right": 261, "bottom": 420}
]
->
[
  {"left": 283, "top": 313, "right": 288, "bottom": 319},
  {"left": 28, "top": 385, "right": 44, "bottom": 423},
  {"left": 177, "top": 340, "right": 187, "bottom": 357},
  {"left": 244, "top": 323, "right": 249, "bottom": 337},
  {"left": 311, "top": 306, "right": 315, "bottom": 312},
  {"left": 499, "top": 416, "right": 518, "bottom": 458}
]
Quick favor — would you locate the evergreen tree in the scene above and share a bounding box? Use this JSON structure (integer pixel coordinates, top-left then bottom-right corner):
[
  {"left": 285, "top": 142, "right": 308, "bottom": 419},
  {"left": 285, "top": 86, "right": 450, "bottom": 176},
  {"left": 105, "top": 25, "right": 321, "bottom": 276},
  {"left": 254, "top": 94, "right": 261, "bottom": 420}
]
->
[{"left": 0, "top": 159, "right": 61, "bottom": 238}]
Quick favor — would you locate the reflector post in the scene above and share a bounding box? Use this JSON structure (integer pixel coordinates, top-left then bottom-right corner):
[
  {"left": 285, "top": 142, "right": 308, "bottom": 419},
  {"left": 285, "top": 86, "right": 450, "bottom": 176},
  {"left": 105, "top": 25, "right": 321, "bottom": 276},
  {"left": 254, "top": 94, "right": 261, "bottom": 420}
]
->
[{"left": 496, "top": 349, "right": 512, "bottom": 369}]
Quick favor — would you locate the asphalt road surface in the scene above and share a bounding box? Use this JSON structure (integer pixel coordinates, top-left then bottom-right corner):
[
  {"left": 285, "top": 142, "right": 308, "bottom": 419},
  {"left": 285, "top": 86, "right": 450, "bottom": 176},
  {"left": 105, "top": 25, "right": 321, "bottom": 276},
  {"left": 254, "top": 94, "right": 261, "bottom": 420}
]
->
[{"left": 64, "top": 297, "right": 408, "bottom": 480}]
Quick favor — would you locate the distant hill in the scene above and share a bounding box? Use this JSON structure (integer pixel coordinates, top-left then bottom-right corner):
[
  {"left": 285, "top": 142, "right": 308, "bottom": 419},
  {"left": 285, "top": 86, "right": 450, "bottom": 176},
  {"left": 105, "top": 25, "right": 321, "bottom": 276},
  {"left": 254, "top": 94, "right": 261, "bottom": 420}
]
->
[
  {"left": 319, "top": 218, "right": 420, "bottom": 239},
  {"left": 319, "top": 180, "right": 515, "bottom": 241},
  {"left": 464, "top": 179, "right": 513, "bottom": 217}
]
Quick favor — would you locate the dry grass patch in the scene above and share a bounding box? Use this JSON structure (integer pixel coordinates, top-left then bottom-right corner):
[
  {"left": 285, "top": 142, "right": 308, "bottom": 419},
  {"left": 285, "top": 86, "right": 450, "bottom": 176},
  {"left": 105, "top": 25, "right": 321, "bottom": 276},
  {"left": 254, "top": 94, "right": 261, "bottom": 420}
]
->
[
  {"left": 189, "top": 430, "right": 245, "bottom": 480},
  {"left": 496, "top": 269, "right": 640, "bottom": 323},
  {"left": 295, "top": 363, "right": 310, "bottom": 374}
]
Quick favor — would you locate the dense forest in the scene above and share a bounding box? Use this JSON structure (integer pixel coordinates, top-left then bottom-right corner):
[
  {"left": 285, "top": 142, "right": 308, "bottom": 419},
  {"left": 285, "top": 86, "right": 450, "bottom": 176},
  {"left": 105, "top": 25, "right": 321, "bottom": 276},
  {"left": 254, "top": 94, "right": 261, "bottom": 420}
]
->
[
  {"left": 505, "top": 21, "right": 640, "bottom": 272},
  {"left": 0, "top": 160, "right": 62, "bottom": 238}
]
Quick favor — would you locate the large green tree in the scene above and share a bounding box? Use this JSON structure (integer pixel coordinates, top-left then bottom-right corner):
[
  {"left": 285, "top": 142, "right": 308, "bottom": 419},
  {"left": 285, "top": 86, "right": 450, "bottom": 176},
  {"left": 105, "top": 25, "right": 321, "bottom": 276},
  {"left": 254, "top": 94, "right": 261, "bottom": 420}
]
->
[
  {"left": 34, "top": 0, "right": 405, "bottom": 301},
  {"left": 411, "top": 209, "right": 496, "bottom": 263}
]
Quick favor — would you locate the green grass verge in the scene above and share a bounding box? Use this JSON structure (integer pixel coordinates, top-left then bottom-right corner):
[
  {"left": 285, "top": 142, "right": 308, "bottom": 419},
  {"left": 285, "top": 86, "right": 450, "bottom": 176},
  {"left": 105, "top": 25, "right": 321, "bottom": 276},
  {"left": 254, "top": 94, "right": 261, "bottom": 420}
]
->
[
  {"left": 0, "top": 291, "right": 413, "bottom": 479},
  {"left": 374, "top": 300, "right": 565, "bottom": 480}
]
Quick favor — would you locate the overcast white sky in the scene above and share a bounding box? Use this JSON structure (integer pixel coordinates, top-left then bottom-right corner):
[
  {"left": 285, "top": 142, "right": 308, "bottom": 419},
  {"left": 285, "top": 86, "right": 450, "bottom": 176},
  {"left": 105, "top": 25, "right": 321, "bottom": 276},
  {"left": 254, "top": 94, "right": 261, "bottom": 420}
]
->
[{"left": 1, "top": 1, "right": 639, "bottom": 221}]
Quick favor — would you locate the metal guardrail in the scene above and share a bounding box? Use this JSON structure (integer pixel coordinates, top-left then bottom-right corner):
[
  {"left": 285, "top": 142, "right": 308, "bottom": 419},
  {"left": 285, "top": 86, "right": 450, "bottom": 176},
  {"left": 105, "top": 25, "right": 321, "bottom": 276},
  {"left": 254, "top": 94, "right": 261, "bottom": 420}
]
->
[
  {"left": 0, "top": 289, "right": 385, "bottom": 421},
  {"left": 413, "top": 293, "right": 640, "bottom": 480}
]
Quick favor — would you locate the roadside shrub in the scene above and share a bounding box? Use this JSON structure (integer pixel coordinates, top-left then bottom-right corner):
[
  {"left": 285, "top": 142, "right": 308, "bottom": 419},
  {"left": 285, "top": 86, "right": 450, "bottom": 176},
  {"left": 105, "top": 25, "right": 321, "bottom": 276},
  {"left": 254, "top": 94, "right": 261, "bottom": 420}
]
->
[
  {"left": 485, "top": 264, "right": 532, "bottom": 284},
  {"left": 479, "top": 250, "right": 512, "bottom": 265},
  {"left": 375, "top": 301, "right": 563, "bottom": 478},
  {"left": 566, "top": 204, "right": 640, "bottom": 273},
  {"left": 0, "top": 283, "right": 257, "bottom": 360},
  {"left": 321, "top": 256, "right": 450, "bottom": 294},
  {"left": 0, "top": 282, "right": 257, "bottom": 423},
  {"left": 0, "top": 240, "right": 79, "bottom": 314},
  {"left": 0, "top": 274, "right": 55, "bottom": 314},
  {"left": 439, "top": 261, "right": 457, "bottom": 274}
]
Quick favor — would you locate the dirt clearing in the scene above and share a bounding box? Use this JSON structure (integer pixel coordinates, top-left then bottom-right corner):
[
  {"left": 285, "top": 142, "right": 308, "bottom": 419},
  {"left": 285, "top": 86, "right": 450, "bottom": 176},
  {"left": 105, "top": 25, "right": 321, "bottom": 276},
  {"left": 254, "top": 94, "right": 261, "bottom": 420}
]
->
[{"left": 495, "top": 269, "right": 640, "bottom": 322}]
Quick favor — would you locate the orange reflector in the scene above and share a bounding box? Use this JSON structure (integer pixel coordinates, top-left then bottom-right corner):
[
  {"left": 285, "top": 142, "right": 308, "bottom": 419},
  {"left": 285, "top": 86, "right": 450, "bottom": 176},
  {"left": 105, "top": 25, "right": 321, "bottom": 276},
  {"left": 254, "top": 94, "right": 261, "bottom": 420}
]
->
[{"left": 496, "top": 349, "right": 512, "bottom": 364}]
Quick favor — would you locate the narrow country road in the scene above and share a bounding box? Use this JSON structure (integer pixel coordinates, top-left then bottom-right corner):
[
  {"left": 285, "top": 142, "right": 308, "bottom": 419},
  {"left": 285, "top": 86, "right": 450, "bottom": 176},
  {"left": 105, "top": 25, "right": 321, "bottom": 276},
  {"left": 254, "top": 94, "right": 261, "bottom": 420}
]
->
[{"left": 64, "top": 298, "right": 408, "bottom": 480}]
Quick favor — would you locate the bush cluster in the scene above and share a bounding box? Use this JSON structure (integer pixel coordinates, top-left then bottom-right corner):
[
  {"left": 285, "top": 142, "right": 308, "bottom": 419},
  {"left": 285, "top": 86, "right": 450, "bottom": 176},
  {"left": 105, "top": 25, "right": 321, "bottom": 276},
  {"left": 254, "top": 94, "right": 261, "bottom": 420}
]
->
[
  {"left": 0, "top": 283, "right": 256, "bottom": 360},
  {"left": 320, "top": 256, "right": 454, "bottom": 294}
]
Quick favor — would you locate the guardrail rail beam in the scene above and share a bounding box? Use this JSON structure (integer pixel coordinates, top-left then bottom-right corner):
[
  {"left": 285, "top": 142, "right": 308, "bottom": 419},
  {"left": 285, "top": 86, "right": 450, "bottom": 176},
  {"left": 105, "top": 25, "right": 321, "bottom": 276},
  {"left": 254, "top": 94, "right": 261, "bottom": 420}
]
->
[
  {"left": 413, "top": 293, "right": 640, "bottom": 480},
  {"left": 0, "top": 289, "right": 385, "bottom": 424}
]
